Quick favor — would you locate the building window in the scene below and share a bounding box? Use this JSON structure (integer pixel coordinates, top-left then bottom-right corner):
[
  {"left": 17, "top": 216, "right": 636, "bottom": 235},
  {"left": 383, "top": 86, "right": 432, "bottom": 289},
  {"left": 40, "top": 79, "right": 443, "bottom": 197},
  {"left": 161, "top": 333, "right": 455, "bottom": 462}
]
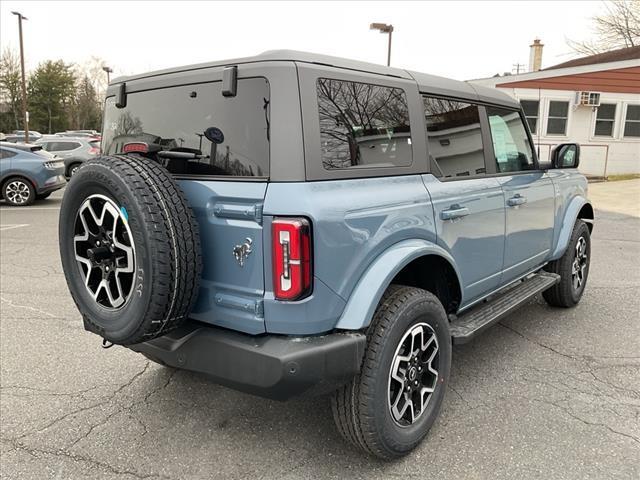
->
[
  {"left": 546, "top": 101, "right": 569, "bottom": 135},
  {"left": 594, "top": 103, "right": 616, "bottom": 137},
  {"left": 623, "top": 104, "right": 640, "bottom": 138},
  {"left": 520, "top": 100, "right": 539, "bottom": 134}
]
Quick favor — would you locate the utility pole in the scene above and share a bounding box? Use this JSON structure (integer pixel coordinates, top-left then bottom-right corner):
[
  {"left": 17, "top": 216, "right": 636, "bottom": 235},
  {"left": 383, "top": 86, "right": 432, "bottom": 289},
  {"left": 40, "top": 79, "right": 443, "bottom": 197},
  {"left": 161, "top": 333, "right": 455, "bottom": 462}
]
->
[
  {"left": 12, "top": 11, "right": 29, "bottom": 143},
  {"left": 512, "top": 62, "right": 526, "bottom": 74},
  {"left": 370, "top": 23, "right": 394, "bottom": 66}
]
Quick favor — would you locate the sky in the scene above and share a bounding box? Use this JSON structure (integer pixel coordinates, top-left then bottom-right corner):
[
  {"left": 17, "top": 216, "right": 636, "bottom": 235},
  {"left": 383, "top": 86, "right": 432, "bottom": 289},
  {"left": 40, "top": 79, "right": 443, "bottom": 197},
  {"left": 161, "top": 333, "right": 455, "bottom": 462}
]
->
[{"left": 0, "top": 1, "right": 605, "bottom": 81}]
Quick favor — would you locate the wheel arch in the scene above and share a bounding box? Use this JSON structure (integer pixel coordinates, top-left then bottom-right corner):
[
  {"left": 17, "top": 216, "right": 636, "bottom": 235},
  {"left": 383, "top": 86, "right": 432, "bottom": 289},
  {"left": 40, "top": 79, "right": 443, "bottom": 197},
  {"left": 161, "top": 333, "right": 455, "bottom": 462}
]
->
[
  {"left": 2, "top": 174, "right": 36, "bottom": 193},
  {"left": 334, "top": 239, "right": 462, "bottom": 330},
  {"left": 550, "top": 196, "right": 593, "bottom": 261}
]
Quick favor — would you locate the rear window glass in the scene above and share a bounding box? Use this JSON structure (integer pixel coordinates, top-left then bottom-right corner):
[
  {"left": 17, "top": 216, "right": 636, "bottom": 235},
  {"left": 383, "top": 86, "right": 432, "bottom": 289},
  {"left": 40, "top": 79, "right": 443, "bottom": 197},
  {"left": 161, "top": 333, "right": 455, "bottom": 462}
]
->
[
  {"left": 102, "top": 77, "right": 270, "bottom": 177},
  {"left": 316, "top": 78, "right": 412, "bottom": 170}
]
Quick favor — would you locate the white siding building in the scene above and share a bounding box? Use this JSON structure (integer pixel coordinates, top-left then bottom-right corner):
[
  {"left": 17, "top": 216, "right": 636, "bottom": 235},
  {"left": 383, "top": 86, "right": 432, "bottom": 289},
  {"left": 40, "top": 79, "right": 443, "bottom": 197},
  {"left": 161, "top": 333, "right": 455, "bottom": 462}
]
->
[{"left": 471, "top": 45, "right": 640, "bottom": 177}]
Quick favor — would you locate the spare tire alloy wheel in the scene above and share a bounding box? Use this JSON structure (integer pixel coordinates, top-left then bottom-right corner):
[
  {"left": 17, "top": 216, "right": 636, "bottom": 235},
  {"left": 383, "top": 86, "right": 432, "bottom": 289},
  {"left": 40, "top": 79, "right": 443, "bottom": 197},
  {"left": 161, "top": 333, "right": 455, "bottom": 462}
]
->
[
  {"left": 59, "top": 155, "right": 202, "bottom": 346},
  {"left": 388, "top": 323, "right": 439, "bottom": 426},
  {"left": 74, "top": 194, "right": 135, "bottom": 309}
]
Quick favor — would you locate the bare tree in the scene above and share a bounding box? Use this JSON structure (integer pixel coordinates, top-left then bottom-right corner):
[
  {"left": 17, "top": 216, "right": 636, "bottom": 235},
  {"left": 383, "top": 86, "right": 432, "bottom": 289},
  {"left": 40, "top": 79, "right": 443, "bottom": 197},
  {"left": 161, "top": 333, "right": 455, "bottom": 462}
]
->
[
  {"left": 0, "top": 48, "right": 24, "bottom": 131},
  {"left": 568, "top": 0, "right": 640, "bottom": 55}
]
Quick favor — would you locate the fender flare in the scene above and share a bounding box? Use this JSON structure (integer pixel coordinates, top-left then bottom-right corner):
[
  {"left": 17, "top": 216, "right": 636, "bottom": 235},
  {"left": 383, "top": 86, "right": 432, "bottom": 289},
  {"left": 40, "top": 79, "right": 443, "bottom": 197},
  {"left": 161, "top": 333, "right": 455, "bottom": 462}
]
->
[
  {"left": 549, "top": 196, "right": 592, "bottom": 261},
  {"left": 334, "top": 239, "right": 462, "bottom": 330}
]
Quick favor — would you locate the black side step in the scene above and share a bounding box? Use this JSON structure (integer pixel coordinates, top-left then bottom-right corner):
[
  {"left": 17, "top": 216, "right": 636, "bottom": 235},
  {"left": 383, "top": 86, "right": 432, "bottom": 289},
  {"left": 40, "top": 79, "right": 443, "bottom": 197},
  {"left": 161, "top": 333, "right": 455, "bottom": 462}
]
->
[{"left": 450, "top": 271, "right": 560, "bottom": 344}]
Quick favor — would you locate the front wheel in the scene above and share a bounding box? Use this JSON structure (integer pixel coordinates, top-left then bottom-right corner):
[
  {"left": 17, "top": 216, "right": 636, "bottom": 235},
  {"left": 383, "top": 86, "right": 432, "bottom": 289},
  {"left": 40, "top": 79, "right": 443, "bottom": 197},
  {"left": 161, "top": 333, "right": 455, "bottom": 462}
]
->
[
  {"left": 543, "top": 219, "right": 591, "bottom": 307},
  {"left": 331, "top": 285, "right": 451, "bottom": 459}
]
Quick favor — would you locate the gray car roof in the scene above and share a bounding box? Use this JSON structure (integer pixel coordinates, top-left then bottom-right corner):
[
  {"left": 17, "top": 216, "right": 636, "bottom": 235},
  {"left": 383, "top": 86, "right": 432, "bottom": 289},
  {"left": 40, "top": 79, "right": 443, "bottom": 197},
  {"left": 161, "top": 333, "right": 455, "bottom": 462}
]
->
[{"left": 111, "top": 50, "right": 518, "bottom": 108}]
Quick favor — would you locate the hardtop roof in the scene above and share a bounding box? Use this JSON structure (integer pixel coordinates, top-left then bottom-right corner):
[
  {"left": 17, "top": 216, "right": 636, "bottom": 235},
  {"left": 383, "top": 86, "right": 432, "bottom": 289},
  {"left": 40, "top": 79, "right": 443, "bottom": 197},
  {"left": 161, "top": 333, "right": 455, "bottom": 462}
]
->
[{"left": 110, "top": 50, "right": 518, "bottom": 108}]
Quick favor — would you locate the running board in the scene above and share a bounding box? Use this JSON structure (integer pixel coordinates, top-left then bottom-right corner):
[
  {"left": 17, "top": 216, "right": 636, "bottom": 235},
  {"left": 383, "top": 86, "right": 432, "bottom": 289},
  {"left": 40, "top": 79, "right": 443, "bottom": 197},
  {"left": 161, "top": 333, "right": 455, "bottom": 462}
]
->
[{"left": 450, "top": 272, "right": 560, "bottom": 345}]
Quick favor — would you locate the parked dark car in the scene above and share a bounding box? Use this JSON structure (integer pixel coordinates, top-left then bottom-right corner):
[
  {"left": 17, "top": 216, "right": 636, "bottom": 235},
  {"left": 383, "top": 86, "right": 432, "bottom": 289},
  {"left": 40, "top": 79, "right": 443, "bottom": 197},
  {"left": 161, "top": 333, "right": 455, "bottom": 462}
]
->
[
  {"left": 36, "top": 137, "right": 101, "bottom": 178},
  {"left": 0, "top": 142, "right": 66, "bottom": 205}
]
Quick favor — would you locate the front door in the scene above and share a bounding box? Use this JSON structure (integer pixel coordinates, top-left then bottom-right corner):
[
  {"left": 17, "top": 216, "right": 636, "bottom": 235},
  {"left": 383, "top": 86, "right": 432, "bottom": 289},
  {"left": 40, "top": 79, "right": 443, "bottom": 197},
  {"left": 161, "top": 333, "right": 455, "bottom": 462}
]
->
[
  {"left": 422, "top": 96, "right": 505, "bottom": 306},
  {"left": 485, "top": 106, "right": 555, "bottom": 284}
]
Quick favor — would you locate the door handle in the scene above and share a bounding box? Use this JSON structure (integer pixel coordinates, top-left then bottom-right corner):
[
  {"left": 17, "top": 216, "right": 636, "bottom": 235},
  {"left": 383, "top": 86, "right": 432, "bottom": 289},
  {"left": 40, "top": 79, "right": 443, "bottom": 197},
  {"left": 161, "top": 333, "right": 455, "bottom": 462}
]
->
[
  {"left": 507, "top": 194, "right": 527, "bottom": 207},
  {"left": 440, "top": 205, "right": 470, "bottom": 220}
]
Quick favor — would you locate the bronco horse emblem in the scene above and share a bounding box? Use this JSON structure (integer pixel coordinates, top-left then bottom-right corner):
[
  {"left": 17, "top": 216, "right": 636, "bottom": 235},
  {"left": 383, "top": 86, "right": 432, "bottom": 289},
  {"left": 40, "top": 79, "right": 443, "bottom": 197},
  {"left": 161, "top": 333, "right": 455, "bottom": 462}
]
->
[{"left": 233, "top": 237, "right": 253, "bottom": 267}]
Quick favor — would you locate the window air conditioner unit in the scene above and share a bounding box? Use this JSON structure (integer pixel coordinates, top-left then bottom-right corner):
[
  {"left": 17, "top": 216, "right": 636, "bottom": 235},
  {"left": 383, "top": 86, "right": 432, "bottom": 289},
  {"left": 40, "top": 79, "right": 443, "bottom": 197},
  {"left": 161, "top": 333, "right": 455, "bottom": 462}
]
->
[{"left": 576, "top": 91, "right": 601, "bottom": 107}]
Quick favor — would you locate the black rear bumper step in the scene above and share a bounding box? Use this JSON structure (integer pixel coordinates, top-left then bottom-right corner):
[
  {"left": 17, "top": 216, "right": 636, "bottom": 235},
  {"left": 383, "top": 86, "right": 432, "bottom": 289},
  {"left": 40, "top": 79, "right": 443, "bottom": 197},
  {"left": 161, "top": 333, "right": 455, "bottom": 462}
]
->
[
  {"left": 129, "top": 322, "right": 366, "bottom": 401},
  {"left": 450, "top": 271, "right": 560, "bottom": 344}
]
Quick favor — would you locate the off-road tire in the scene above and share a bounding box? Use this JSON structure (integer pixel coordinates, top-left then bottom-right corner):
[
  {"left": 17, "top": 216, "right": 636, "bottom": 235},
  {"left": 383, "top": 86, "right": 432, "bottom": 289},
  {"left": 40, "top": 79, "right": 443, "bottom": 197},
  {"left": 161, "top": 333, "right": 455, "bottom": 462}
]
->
[
  {"left": 331, "top": 285, "right": 451, "bottom": 459},
  {"left": 543, "top": 219, "right": 591, "bottom": 308},
  {"left": 59, "top": 155, "right": 202, "bottom": 345}
]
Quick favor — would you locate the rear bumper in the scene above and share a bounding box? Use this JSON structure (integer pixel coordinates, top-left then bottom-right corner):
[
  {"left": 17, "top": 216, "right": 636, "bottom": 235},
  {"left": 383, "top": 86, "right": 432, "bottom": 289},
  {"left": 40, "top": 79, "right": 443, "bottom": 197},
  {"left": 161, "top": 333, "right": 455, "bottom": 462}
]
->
[
  {"left": 129, "top": 322, "right": 366, "bottom": 400},
  {"left": 38, "top": 173, "right": 66, "bottom": 194}
]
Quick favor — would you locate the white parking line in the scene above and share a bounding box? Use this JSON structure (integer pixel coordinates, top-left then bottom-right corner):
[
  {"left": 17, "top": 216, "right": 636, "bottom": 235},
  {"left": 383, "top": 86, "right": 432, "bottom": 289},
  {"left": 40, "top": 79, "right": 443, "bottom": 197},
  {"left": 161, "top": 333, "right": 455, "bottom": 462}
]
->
[
  {"left": 0, "top": 224, "right": 29, "bottom": 231},
  {"left": 0, "top": 207, "right": 60, "bottom": 211}
]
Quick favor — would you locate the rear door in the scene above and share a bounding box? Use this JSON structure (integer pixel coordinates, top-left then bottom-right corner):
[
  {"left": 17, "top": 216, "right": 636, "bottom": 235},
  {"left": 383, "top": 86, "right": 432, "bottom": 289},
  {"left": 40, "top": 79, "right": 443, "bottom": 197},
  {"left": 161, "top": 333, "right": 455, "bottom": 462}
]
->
[
  {"left": 484, "top": 106, "right": 555, "bottom": 283},
  {"left": 421, "top": 96, "right": 505, "bottom": 306},
  {"left": 101, "top": 70, "right": 273, "bottom": 334}
]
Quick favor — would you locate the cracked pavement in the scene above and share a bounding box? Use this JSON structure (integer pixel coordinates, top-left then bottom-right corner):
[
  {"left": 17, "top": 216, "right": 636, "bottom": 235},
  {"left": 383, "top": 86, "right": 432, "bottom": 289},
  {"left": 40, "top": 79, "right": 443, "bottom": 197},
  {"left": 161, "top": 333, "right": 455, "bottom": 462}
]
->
[{"left": 1, "top": 181, "right": 639, "bottom": 479}]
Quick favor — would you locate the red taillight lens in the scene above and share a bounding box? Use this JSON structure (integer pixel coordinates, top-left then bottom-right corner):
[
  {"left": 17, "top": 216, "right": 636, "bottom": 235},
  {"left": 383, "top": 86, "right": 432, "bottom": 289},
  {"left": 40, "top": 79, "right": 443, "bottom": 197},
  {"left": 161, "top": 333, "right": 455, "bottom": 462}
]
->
[
  {"left": 122, "top": 142, "right": 148, "bottom": 153},
  {"left": 272, "top": 217, "right": 312, "bottom": 301},
  {"left": 88, "top": 147, "right": 100, "bottom": 155}
]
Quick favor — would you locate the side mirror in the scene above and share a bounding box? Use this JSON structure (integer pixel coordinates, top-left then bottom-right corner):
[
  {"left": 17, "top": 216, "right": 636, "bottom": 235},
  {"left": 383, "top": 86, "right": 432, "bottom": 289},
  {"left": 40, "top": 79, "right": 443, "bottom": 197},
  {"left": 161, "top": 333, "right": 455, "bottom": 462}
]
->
[{"left": 550, "top": 143, "right": 580, "bottom": 169}]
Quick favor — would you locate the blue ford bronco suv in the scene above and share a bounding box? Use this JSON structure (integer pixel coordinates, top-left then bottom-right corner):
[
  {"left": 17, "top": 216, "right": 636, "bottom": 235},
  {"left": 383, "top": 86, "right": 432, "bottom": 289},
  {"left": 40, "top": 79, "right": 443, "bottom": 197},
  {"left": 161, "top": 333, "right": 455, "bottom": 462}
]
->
[{"left": 59, "top": 51, "right": 593, "bottom": 459}]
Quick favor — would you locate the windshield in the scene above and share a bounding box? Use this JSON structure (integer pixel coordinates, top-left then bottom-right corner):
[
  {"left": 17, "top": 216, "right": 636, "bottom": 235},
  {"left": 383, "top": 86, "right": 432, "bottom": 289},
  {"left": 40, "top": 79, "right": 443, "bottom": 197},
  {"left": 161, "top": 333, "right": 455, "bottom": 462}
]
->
[{"left": 102, "top": 77, "right": 270, "bottom": 178}]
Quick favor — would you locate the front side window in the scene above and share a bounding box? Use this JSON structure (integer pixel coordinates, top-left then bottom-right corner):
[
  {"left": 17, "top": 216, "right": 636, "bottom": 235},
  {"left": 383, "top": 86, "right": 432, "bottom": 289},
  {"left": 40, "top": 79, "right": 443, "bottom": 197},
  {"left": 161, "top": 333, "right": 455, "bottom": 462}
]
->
[
  {"left": 317, "top": 78, "right": 412, "bottom": 170},
  {"left": 624, "top": 104, "right": 640, "bottom": 138},
  {"left": 486, "top": 106, "right": 535, "bottom": 173},
  {"left": 423, "top": 96, "right": 485, "bottom": 178},
  {"left": 546, "top": 101, "right": 569, "bottom": 135},
  {"left": 520, "top": 100, "right": 539, "bottom": 134},
  {"left": 102, "top": 77, "right": 270, "bottom": 177},
  {"left": 594, "top": 103, "right": 616, "bottom": 137}
]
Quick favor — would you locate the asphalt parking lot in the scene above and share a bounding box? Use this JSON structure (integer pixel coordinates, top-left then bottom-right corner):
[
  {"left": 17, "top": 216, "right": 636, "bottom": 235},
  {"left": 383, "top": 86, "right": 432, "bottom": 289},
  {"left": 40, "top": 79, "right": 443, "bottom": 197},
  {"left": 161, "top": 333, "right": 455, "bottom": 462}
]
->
[{"left": 1, "top": 181, "right": 639, "bottom": 480}]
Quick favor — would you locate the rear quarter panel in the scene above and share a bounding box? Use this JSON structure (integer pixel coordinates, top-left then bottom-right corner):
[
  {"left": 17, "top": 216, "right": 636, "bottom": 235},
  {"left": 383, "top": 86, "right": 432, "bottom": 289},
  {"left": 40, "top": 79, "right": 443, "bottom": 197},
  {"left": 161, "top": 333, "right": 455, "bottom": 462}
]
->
[{"left": 262, "top": 175, "right": 437, "bottom": 334}]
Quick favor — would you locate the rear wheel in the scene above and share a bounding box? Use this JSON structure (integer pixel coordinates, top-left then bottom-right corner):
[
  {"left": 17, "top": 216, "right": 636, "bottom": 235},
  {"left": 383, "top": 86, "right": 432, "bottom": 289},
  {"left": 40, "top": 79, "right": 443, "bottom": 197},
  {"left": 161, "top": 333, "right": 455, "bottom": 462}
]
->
[
  {"left": 331, "top": 285, "right": 451, "bottom": 459},
  {"left": 2, "top": 177, "right": 35, "bottom": 206},
  {"left": 68, "top": 163, "right": 81, "bottom": 177},
  {"left": 543, "top": 219, "right": 591, "bottom": 307}
]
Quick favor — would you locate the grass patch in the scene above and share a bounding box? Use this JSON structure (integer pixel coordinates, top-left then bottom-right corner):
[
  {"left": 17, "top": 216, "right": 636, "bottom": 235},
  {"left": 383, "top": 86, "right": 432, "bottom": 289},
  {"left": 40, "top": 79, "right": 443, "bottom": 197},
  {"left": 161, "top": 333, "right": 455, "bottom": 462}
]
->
[{"left": 606, "top": 174, "right": 640, "bottom": 182}]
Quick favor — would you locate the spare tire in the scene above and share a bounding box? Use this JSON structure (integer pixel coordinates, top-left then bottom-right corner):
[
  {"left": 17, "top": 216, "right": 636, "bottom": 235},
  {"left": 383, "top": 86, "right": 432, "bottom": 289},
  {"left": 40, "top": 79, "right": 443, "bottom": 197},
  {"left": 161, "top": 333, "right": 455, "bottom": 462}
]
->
[{"left": 59, "top": 154, "right": 202, "bottom": 345}]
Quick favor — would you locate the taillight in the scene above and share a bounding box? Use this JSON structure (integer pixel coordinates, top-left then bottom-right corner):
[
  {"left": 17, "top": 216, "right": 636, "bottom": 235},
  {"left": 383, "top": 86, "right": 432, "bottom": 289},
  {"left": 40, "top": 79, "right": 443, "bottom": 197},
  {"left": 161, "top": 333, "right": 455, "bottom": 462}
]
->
[
  {"left": 122, "top": 142, "right": 148, "bottom": 153},
  {"left": 272, "top": 217, "right": 312, "bottom": 301},
  {"left": 88, "top": 147, "right": 100, "bottom": 155}
]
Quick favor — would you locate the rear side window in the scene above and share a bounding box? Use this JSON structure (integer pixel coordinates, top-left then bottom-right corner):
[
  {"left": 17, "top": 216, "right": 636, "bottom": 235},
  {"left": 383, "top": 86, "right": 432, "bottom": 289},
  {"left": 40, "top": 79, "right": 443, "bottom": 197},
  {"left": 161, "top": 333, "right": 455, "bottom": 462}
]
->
[
  {"left": 486, "top": 106, "right": 535, "bottom": 173},
  {"left": 102, "top": 78, "right": 270, "bottom": 177},
  {"left": 316, "top": 78, "right": 412, "bottom": 170},
  {"left": 0, "top": 149, "right": 17, "bottom": 159},
  {"left": 46, "top": 142, "right": 80, "bottom": 152},
  {"left": 422, "top": 96, "right": 485, "bottom": 178}
]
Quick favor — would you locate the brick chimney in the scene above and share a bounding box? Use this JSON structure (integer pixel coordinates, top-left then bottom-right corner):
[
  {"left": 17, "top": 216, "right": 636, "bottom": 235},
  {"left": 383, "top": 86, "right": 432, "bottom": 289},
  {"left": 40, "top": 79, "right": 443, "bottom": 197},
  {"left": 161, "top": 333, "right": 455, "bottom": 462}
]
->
[{"left": 529, "top": 38, "right": 544, "bottom": 72}]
